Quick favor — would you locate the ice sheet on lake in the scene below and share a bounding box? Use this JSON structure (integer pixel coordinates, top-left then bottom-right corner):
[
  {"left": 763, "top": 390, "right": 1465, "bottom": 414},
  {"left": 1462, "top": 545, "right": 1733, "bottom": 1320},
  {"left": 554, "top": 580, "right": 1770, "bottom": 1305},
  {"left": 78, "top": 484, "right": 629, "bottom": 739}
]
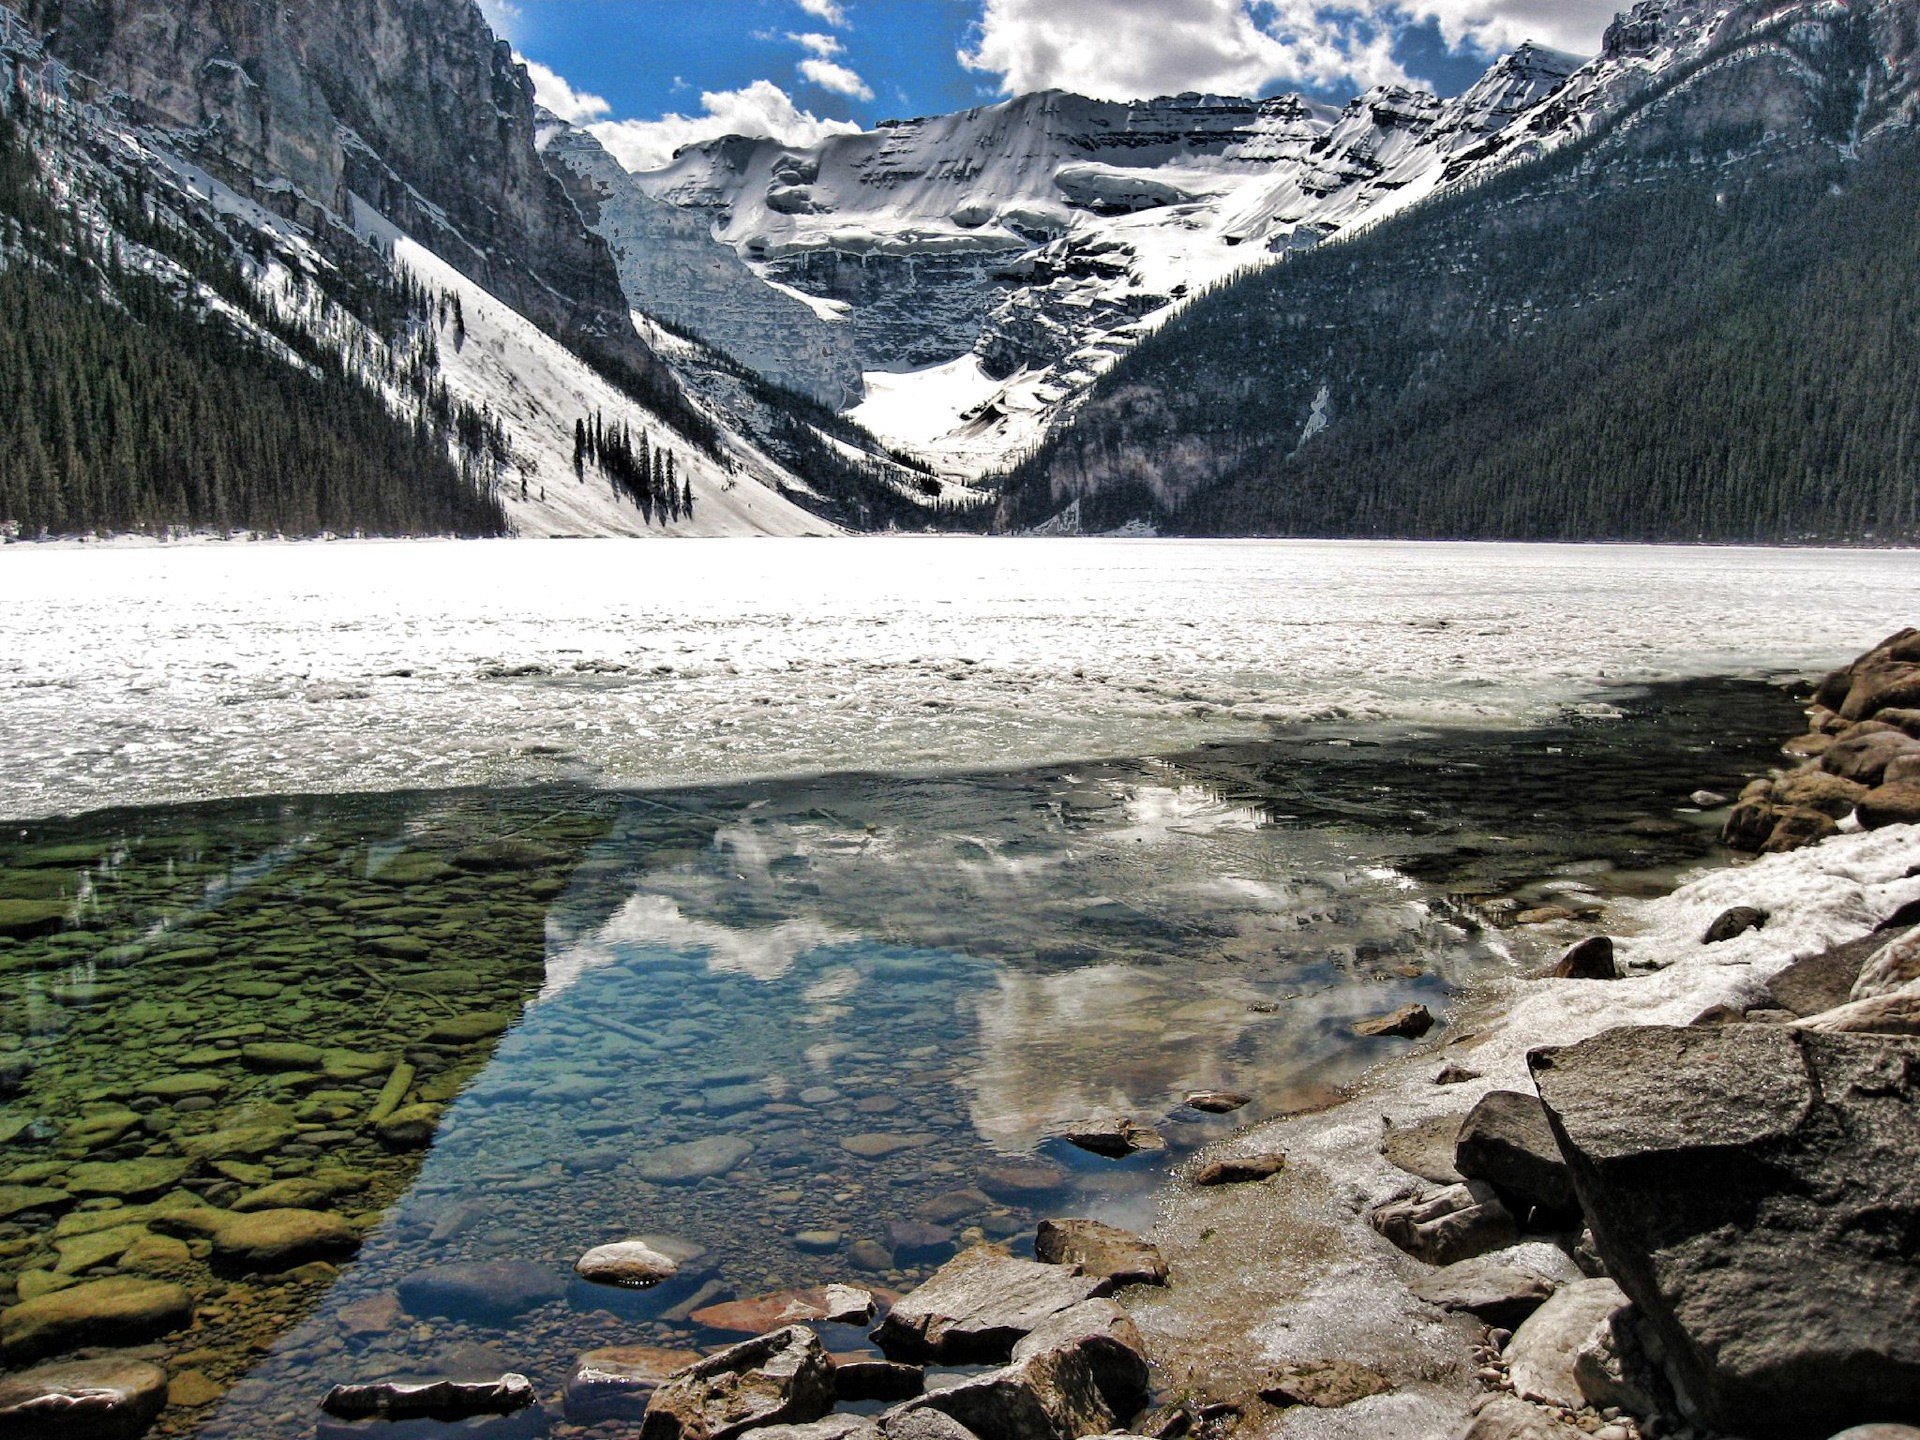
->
[{"left": 1, "top": 535, "right": 1917, "bottom": 820}]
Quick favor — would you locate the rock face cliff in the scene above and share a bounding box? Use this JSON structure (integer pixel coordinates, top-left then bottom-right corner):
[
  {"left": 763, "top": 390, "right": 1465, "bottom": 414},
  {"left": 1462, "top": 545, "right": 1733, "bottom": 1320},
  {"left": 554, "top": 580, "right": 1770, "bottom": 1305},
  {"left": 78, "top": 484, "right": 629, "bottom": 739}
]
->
[
  {"left": 538, "top": 119, "right": 866, "bottom": 408},
  {"left": 18, "top": 0, "right": 641, "bottom": 365},
  {"left": 588, "top": 49, "right": 1578, "bottom": 475}
]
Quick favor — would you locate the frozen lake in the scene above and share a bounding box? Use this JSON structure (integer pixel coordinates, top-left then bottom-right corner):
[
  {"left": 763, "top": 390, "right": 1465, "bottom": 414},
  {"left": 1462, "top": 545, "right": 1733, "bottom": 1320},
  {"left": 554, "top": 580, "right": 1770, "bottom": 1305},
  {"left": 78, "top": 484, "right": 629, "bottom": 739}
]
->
[{"left": 2, "top": 536, "right": 1917, "bottom": 819}]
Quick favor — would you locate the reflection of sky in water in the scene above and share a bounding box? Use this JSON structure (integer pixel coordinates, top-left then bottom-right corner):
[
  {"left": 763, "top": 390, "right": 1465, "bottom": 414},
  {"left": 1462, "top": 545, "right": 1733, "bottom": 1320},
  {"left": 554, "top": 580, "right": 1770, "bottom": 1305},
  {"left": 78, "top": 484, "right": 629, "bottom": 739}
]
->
[{"left": 201, "top": 763, "right": 1486, "bottom": 1437}]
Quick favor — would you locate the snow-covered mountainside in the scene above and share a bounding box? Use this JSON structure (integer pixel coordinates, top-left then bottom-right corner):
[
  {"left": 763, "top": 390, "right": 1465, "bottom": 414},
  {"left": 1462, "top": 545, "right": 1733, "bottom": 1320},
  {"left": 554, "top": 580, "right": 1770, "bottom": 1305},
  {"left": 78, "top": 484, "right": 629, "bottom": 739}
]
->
[
  {"left": 0, "top": 0, "right": 950, "bottom": 538},
  {"left": 550, "top": 44, "right": 1579, "bottom": 476}
]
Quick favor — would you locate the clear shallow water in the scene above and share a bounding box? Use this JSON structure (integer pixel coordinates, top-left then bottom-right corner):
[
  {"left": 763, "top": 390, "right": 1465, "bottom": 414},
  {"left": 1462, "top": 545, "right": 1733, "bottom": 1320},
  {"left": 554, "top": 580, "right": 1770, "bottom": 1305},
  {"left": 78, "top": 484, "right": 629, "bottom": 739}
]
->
[
  {"left": 0, "top": 536, "right": 1914, "bottom": 818},
  {"left": 0, "top": 679, "right": 1800, "bottom": 1439}
]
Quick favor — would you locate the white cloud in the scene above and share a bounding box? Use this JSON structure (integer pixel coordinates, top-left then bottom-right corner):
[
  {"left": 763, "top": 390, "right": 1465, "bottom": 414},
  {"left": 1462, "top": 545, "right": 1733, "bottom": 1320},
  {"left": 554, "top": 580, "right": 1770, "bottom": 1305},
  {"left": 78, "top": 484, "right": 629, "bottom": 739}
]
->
[
  {"left": 798, "top": 56, "right": 876, "bottom": 99},
  {"left": 791, "top": 31, "right": 845, "bottom": 57},
  {"left": 958, "top": 0, "right": 1614, "bottom": 102},
  {"left": 587, "top": 80, "right": 862, "bottom": 172},
  {"left": 1389, "top": 0, "right": 1618, "bottom": 56},
  {"left": 797, "top": 0, "right": 850, "bottom": 27},
  {"left": 523, "top": 58, "right": 612, "bottom": 124},
  {"left": 476, "top": 0, "right": 523, "bottom": 41}
]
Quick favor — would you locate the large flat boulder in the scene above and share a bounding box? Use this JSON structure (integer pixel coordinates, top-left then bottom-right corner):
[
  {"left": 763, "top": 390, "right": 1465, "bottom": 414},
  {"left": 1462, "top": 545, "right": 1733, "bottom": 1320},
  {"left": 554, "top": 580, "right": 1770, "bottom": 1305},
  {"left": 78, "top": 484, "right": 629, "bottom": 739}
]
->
[
  {"left": 1530, "top": 1026, "right": 1920, "bottom": 1436},
  {"left": 1454, "top": 1091, "right": 1576, "bottom": 1219},
  {"left": 891, "top": 1298, "right": 1150, "bottom": 1440},
  {"left": 871, "top": 1246, "right": 1104, "bottom": 1363},
  {"left": 0, "top": 1278, "right": 192, "bottom": 1364},
  {"left": 0, "top": 1356, "right": 168, "bottom": 1440}
]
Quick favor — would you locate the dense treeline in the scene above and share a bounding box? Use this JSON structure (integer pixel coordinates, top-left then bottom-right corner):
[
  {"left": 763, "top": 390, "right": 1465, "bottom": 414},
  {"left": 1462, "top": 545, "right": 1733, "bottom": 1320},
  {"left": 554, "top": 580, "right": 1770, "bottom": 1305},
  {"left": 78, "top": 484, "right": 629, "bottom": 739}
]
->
[
  {"left": 574, "top": 413, "right": 693, "bottom": 524},
  {"left": 0, "top": 109, "right": 505, "bottom": 538},
  {"left": 999, "top": 38, "right": 1920, "bottom": 543}
]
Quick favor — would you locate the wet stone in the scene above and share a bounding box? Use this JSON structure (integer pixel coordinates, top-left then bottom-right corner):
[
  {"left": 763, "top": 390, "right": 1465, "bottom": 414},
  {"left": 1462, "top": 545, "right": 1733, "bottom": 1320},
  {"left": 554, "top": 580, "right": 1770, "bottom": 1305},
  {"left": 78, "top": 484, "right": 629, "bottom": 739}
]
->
[
  {"left": 635, "top": 1137, "right": 755, "bottom": 1184},
  {"left": 0, "top": 1355, "right": 169, "bottom": 1440},
  {"left": 1184, "top": 1090, "right": 1251, "bottom": 1114},
  {"left": 575, "top": 1240, "right": 680, "bottom": 1288},
  {"left": 0, "top": 1276, "right": 193, "bottom": 1363},
  {"left": 565, "top": 1344, "right": 704, "bottom": 1423},
  {"left": 65, "top": 1159, "right": 192, "bottom": 1200},
  {"left": 398, "top": 1261, "right": 567, "bottom": 1323}
]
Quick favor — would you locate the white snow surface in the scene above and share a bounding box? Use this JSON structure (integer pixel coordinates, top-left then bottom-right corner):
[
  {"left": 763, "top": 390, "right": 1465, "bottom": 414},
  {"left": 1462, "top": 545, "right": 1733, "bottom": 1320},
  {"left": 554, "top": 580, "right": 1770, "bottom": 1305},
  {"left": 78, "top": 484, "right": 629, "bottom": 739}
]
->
[
  {"left": 376, "top": 228, "right": 836, "bottom": 540},
  {"left": 3, "top": 538, "right": 1918, "bottom": 821}
]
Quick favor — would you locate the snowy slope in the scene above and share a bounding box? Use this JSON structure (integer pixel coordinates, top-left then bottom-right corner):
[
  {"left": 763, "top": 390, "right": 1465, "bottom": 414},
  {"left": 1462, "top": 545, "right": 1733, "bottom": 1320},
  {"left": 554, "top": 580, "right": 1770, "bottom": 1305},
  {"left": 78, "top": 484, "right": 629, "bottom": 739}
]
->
[
  {"left": 605, "top": 46, "right": 1581, "bottom": 476},
  {"left": 361, "top": 212, "right": 836, "bottom": 538}
]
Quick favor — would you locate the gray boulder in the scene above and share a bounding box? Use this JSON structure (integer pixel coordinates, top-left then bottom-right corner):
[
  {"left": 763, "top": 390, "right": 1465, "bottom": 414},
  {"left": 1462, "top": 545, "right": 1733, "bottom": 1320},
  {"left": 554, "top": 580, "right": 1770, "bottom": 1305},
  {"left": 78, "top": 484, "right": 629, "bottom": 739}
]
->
[
  {"left": 1798, "top": 993, "right": 1920, "bottom": 1036},
  {"left": 872, "top": 1246, "right": 1104, "bottom": 1363},
  {"left": 1853, "top": 926, "right": 1920, "bottom": 1001},
  {"left": 640, "top": 1325, "right": 834, "bottom": 1440},
  {"left": 1530, "top": 1025, "right": 1920, "bottom": 1436},
  {"left": 1454, "top": 1395, "right": 1588, "bottom": 1440},
  {"left": 890, "top": 1299, "right": 1149, "bottom": 1440},
  {"left": 1369, "top": 1182, "right": 1518, "bottom": 1266},
  {"left": 1501, "top": 1278, "right": 1640, "bottom": 1411},
  {"left": 1410, "top": 1243, "right": 1582, "bottom": 1327},
  {"left": 1454, "top": 1091, "right": 1577, "bottom": 1219}
]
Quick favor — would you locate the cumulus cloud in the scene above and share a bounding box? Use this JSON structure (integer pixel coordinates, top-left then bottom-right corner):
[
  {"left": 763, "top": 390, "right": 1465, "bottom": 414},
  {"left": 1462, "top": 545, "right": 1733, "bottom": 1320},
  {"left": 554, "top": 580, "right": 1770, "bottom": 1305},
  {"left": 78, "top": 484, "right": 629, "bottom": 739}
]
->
[
  {"left": 523, "top": 58, "right": 612, "bottom": 124},
  {"left": 797, "top": 0, "right": 850, "bottom": 27},
  {"left": 799, "top": 56, "right": 876, "bottom": 99},
  {"left": 476, "top": 0, "right": 523, "bottom": 41},
  {"left": 587, "top": 80, "right": 861, "bottom": 172},
  {"left": 792, "top": 31, "right": 845, "bottom": 56},
  {"left": 959, "top": 0, "right": 1614, "bottom": 102}
]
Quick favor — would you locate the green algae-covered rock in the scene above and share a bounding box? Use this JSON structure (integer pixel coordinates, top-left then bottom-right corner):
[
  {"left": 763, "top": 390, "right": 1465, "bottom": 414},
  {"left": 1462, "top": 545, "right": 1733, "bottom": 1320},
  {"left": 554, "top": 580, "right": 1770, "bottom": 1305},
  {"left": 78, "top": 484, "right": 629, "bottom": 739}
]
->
[
  {"left": 373, "top": 1104, "right": 442, "bottom": 1151},
  {"left": 0, "top": 898, "right": 68, "bottom": 940},
  {"left": 137, "top": 1073, "right": 229, "bottom": 1100},
  {"left": 66, "top": 1159, "right": 191, "bottom": 1200},
  {"left": 240, "top": 1042, "right": 325, "bottom": 1072},
  {"left": 160, "top": 1207, "right": 360, "bottom": 1273},
  {"left": 372, "top": 852, "right": 458, "bottom": 886},
  {"left": 0, "top": 1187, "right": 72, "bottom": 1221},
  {"left": 451, "top": 839, "right": 564, "bottom": 873},
  {"left": 426, "top": 1012, "right": 511, "bottom": 1043},
  {"left": 230, "top": 1172, "right": 368, "bottom": 1213},
  {"left": 0, "top": 1276, "right": 192, "bottom": 1362}
]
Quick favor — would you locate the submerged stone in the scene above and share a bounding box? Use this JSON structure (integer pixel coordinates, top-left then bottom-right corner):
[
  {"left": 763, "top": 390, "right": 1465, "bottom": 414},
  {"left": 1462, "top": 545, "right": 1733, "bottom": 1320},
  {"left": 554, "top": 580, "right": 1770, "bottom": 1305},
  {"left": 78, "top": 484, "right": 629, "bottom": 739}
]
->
[
  {"left": 0, "top": 1277, "right": 193, "bottom": 1363},
  {"left": 0, "top": 1355, "right": 169, "bottom": 1440}
]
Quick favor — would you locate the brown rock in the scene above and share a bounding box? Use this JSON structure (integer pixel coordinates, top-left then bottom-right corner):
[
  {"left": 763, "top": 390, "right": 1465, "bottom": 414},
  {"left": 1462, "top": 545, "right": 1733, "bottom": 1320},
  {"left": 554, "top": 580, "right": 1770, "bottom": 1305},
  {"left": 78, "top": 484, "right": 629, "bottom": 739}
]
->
[
  {"left": 1550, "top": 936, "right": 1616, "bottom": 980},
  {"left": 1703, "top": 906, "right": 1769, "bottom": 944},
  {"left": 871, "top": 1246, "right": 1104, "bottom": 1364},
  {"left": 0, "top": 1278, "right": 192, "bottom": 1363},
  {"left": 1722, "top": 798, "right": 1782, "bottom": 850},
  {"left": 1183, "top": 1090, "right": 1251, "bottom": 1114},
  {"left": 1353, "top": 1004, "right": 1435, "bottom": 1039},
  {"left": 1773, "top": 769, "right": 1870, "bottom": 818},
  {"left": 1369, "top": 1182, "right": 1519, "bottom": 1266},
  {"left": 640, "top": 1325, "right": 835, "bottom": 1440},
  {"left": 1033, "top": 1219, "right": 1168, "bottom": 1289},
  {"left": 1824, "top": 731, "right": 1920, "bottom": 785},
  {"left": 575, "top": 1240, "right": 680, "bottom": 1289},
  {"left": 1191, "top": 1152, "right": 1285, "bottom": 1187},
  {"left": 322, "top": 1373, "right": 534, "bottom": 1420},
  {"left": 1858, "top": 782, "right": 1920, "bottom": 829},
  {"left": 1763, "top": 808, "right": 1838, "bottom": 853},
  {"left": 0, "top": 1356, "right": 169, "bottom": 1440},
  {"left": 1259, "top": 1358, "right": 1392, "bottom": 1409},
  {"left": 1062, "top": 1118, "right": 1164, "bottom": 1158}
]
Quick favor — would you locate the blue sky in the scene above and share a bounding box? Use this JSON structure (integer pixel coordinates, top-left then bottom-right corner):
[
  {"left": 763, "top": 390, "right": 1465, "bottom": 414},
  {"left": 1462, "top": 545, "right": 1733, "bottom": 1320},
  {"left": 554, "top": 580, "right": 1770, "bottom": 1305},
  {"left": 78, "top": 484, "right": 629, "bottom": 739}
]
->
[{"left": 482, "top": 0, "right": 1621, "bottom": 172}]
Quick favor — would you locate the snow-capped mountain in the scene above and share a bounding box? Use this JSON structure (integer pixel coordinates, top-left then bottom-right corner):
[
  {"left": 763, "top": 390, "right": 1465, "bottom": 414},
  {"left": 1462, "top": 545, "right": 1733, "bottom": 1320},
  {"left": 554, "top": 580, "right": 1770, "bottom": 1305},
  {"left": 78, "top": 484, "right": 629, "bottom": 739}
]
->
[
  {"left": 545, "top": 44, "right": 1580, "bottom": 476},
  {"left": 0, "top": 0, "right": 943, "bottom": 539}
]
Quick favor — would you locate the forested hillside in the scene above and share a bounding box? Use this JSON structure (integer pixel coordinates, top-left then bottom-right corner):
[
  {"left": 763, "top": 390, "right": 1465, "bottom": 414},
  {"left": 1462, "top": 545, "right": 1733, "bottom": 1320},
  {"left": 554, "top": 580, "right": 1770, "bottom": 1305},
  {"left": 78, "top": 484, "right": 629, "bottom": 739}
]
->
[
  {"left": 996, "top": 6, "right": 1920, "bottom": 543},
  {"left": 0, "top": 109, "right": 509, "bottom": 538}
]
